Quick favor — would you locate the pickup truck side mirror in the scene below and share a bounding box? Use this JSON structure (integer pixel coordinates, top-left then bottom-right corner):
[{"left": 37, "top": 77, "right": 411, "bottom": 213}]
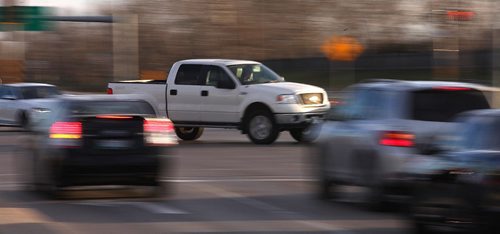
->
[{"left": 216, "top": 79, "right": 236, "bottom": 89}]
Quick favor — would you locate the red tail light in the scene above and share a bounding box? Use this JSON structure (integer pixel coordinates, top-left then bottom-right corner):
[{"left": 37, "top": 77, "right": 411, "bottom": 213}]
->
[
  {"left": 49, "top": 121, "right": 82, "bottom": 139},
  {"left": 143, "top": 118, "right": 176, "bottom": 146},
  {"left": 432, "top": 86, "right": 471, "bottom": 91},
  {"left": 144, "top": 118, "right": 174, "bottom": 132},
  {"left": 107, "top": 88, "right": 113, "bottom": 94},
  {"left": 379, "top": 131, "right": 414, "bottom": 147}
]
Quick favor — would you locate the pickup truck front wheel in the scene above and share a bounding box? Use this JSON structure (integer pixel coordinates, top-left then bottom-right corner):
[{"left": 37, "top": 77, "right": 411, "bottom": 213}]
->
[
  {"left": 246, "top": 110, "right": 279, "bottom": 144},
  {"left": 174, "top": 127, "right": 204, "bottom": 141}
]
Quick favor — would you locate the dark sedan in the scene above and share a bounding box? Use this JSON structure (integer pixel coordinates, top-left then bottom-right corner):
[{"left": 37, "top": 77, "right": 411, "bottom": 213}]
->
[
  {"left": 407, "top": 109, "right": 500, "bottom": 233},
  {"left": 26, "top": 95, "right": 177, "bottom": 197}
]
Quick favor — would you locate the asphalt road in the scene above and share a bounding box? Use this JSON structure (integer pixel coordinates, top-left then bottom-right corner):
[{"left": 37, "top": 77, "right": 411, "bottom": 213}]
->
[{"left": 0, "top": 128, "right": 411, "bottom": 234}]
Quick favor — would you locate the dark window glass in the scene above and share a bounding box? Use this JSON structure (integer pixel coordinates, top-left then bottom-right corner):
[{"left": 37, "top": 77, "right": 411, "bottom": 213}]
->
[
  {"left": 19, "top": 86, "right": 60, "bottom": 99},
  {"left": 461, "top": 116, "right": 500, "bottom": 150},
  {"left": 0, "top": 86, "right": 6, "bottom": 97},
  {"left": 175, "top": 64, "right": 203, "bottom": 85},
  {"left": 410, "top": 89, "right": 489, "bottom": 122},
  {"left": 68, "top": 101, "right": 156, "bottom": 116},
  {"left": 202, "top": 66, "right": 234, "bottom": 87}
]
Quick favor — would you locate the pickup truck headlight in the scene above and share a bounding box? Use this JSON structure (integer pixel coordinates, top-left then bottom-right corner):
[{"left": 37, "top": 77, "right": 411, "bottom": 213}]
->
[{"left": 276, "top": 94, "right": 298, "bottom": 104}]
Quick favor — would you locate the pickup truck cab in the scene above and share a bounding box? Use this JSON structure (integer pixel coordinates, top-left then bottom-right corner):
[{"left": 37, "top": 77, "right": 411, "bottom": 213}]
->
[{"left": 108, "top": 59, "right": 330, "bottom": 144}]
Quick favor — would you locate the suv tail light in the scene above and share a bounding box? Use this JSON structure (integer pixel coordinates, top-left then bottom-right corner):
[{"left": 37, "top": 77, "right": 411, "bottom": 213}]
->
[
  {"left": 49, "top": 121, "right": 82, "bottom": 148},
  {"left": 379, "top": 131, "right": 414, "bottom": 147},
  {"left": 107, "top": 88, "right": 113, "bottom": 94},
  {"left": 143, "top": 118, "right": 176, "bottom": 146}
]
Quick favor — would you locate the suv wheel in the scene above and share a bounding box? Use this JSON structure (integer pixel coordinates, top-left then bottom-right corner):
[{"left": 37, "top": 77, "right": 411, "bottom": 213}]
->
[
  {"left": 289, "top": 127, "right": 318, "bottom": 143},
  {"left": 316, "top": 147, "right": 336, "bottom": 200},
  {"left": 246, "top": 110, "right": 279, "bottom": 144},
  {"left": 289, "top": 128, "right": 305, "bottom": 142},
  {"left": 318, "top": 175, "right": 336, "bottom": 200},
  {"left": 363, "top": 183, "right": 387, "bottom": 211},
  {"left": 174, "top": 127, "right": 204, "bottom": 141}
]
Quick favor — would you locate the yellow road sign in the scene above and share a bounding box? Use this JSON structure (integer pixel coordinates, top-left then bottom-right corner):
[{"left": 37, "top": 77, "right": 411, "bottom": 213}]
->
[{"left": 321, "top": 36, "right": 364, "bottom": 61}]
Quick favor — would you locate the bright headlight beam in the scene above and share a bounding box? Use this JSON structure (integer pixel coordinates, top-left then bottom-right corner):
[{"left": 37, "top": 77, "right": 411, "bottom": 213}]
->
[{"left": 309, "top": 95, "right": 320, "bottom": 103}]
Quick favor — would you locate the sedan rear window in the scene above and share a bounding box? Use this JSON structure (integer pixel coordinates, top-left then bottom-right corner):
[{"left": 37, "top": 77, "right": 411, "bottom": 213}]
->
[
  {"left": 68, "top": 101, "right": 156, "bottom": 116},
  {"left": 410, "top": 89, "right": 489, "bottom": 122}
]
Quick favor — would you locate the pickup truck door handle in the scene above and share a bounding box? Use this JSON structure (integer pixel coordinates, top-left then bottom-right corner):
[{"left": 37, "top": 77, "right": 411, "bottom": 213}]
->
[
  {"left": 201, "top": 90, "right": 208, "bottom": 96},
  {"left": 170, "top": 89, "right": 177, "bottom": 95}
]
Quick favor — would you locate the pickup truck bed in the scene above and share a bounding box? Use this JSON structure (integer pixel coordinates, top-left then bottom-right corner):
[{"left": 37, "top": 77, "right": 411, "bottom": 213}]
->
[{"left": 108, "top": 80, "right": 168, "bottom": 117}]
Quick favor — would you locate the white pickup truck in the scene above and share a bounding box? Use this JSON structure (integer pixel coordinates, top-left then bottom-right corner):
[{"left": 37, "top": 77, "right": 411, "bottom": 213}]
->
[{"left": 108, "top": 59, "right": 330, "bottom": 144}]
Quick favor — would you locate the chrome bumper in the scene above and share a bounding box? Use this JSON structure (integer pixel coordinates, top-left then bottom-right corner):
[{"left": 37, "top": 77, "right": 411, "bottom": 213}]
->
[{"left": 275, "top": 112, "right": 326, "bottom": 125}]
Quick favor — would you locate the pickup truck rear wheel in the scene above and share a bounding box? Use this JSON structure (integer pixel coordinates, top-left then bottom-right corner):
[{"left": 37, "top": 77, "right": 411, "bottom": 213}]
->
[
  {"left": 174, "top": 127, "right": 204, "bottom": 141},
  {"left": 246, "top": 110, "right": 279, "bottom": 144}
]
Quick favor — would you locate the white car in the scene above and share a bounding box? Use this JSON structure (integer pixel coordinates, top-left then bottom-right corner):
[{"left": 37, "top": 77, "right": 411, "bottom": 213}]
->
[
  {"left": 314, "top": 80, "right": 491, "bottom": 209},
  {"left": 0, "top": 83, "right": 61, "bottom": 128},
  {"left": 108, "top": 59, "right": 330, "bottom": 144}
]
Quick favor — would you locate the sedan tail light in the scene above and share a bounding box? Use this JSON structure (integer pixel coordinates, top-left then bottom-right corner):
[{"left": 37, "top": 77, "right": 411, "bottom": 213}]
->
[
  {"left": 143, "top": 118, "right": 176, "bottom": 146},
  {"left": 49, "top": 121, "right": 83, "bottom": 148},
  {"left": 50, "top": 121, "right": 82, "bottom": 139},
  {"left": 107, "top": 88, "right": 113, "bottom": 94},
  {"left": 379, "top": 131, "right": 414, "bottom": 147}
]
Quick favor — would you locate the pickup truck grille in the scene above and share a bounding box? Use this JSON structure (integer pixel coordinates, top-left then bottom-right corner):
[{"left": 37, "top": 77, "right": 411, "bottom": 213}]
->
[{"left": 300, "top": 93, "right": 323, "bottom": 105}]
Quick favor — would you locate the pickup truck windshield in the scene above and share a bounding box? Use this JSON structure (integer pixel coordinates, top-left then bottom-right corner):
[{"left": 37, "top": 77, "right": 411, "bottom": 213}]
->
[{"left": 227, "top": 64, "right": 283, "bottom": 85}]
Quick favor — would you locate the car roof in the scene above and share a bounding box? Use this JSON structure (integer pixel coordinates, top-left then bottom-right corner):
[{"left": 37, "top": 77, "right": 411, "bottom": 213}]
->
[
  {"left": 58, "top": 94, "right": 160, "bottom": 116},
  {"left": 3, "top": 82, "right": 56, "bottom": 88},
  {"left": 178, "top": 59, "right": 261, "bottom": 66},
  {"left": 351, "top": 79, "right": 488, "bottom": 92}
]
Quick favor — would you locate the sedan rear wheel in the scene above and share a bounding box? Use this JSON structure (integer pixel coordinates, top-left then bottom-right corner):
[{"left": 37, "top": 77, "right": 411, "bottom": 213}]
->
[{"left": 174, "top": 127, "right": 204, "bottom": 141}]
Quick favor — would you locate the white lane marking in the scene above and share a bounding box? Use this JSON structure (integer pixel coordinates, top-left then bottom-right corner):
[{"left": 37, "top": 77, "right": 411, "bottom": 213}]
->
[
  {"left": 191, "top": 183, "right": 342, "bottom": 231},
  {"left": 189, "top": 183, "right": 407, "bottom": 232},
  {"left": 193, "top": 183, "right": 297, "bottom": 215},
  {"left": 131, "top": 202, "right": 187, "bottom": 214},
  {"left": 163, "top": 178, "right": 315, "bottom": 183},
  {"left": 73, "top": 200, "right": 187, "bottom": 214},
  {"left": 73, "top": 200, "right": 114, "bottom": 207}
]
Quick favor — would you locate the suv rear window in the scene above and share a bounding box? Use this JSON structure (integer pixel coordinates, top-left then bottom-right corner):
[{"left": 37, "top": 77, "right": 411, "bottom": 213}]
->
[
  {"left": 68, "top": 101, "right": 156, "bottom": 116},
  {"left": 410, "top": 89, "right": 489, "bottom": 122}
]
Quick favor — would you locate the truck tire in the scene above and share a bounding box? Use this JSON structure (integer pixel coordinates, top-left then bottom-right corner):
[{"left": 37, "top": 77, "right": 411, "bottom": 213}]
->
[
  {"left": 174, "top": 127, "right": 204, "bottom": 141},
  {"left": 246, "top": 109, "right": 279, "bottom": 144}
]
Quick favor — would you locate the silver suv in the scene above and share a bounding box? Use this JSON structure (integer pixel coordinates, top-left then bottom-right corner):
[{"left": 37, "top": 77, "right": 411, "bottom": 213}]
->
[{"left": 314, "top": 80, "right": 490, "bottom": 209}]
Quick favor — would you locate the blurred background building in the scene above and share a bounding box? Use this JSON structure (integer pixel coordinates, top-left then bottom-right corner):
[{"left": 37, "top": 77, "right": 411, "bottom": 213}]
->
[{"left": 0, "top": 0, "right": 498, "bottom": 91}]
